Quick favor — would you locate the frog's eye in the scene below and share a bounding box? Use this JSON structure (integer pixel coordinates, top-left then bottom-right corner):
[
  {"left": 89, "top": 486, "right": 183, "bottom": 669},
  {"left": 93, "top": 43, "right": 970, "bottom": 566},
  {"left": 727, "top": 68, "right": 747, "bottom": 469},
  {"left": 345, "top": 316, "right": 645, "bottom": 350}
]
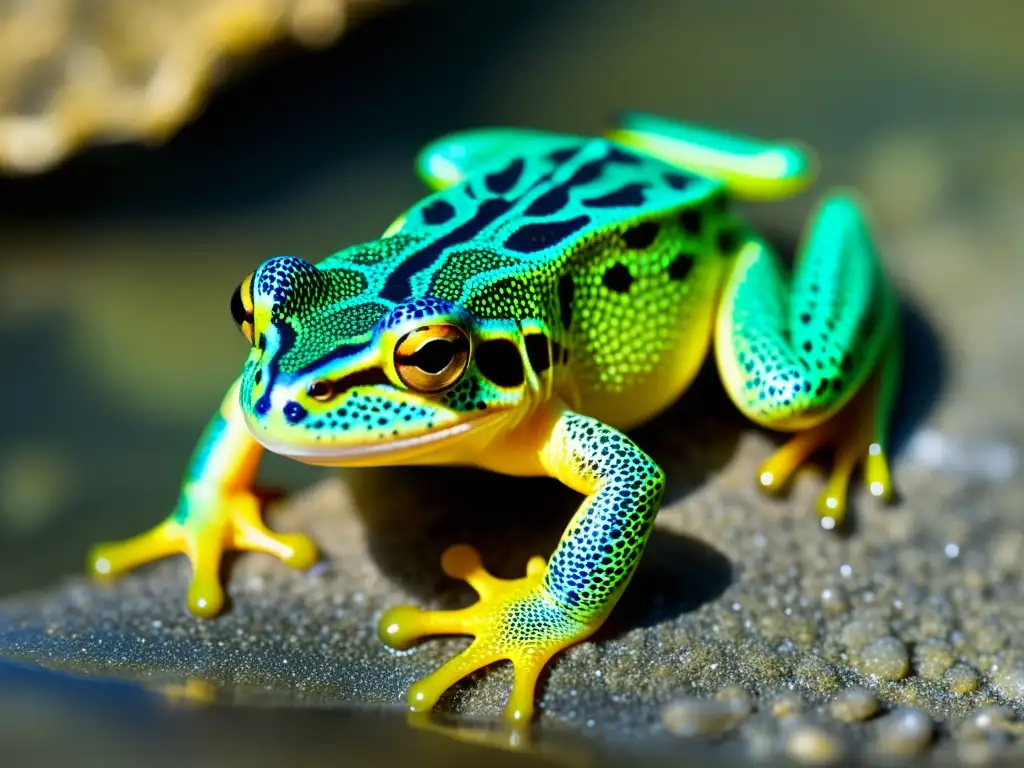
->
[
  {"left": 394, "top": 324, "right": 470, "bottom": 393},
  {"left": 230, "top": 272, "right": 256, "bottom": 345}
]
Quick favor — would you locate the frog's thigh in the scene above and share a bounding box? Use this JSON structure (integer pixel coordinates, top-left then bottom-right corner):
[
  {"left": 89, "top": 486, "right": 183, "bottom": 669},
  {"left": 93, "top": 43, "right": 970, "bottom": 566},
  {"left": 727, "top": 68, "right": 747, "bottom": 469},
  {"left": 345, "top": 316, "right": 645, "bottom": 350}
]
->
[
  {"left": 415, "top": 128, "right": 565, "bottom": 190},
  {"left": 714, "top": 192, "right": 901, "bottom": 527},
  {"left": 607, "top": 111, "right": 817, "bottom": 201}
]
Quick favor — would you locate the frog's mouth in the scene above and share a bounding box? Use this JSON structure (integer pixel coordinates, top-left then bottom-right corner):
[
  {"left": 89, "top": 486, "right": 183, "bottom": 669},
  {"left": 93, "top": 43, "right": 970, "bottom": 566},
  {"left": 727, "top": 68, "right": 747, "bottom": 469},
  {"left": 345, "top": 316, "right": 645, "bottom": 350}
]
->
[{"left": 249, "top": 409, "right": 514, "bottom": 468}]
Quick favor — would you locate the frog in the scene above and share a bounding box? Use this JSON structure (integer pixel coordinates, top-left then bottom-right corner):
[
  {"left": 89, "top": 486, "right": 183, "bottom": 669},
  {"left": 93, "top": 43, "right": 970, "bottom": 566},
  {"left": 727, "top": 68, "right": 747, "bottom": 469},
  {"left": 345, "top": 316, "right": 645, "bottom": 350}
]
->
[{"left": 87, "top": 112, "right": 901, "bottom": 723}]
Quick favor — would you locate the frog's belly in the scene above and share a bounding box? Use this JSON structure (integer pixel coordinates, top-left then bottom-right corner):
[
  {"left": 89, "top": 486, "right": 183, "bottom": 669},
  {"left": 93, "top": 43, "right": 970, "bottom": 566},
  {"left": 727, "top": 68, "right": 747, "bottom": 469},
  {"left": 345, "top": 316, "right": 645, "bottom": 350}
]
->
[{"left": 562, "top": 272, "right": 725, "bottom": 431}]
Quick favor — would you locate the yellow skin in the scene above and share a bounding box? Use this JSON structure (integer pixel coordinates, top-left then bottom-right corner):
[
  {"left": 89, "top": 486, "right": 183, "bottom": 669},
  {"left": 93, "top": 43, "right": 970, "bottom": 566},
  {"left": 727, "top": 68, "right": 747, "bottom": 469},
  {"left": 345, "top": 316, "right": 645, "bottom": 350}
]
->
[{"left": 89, "top": 114, "right": 900, "bottom": 723}]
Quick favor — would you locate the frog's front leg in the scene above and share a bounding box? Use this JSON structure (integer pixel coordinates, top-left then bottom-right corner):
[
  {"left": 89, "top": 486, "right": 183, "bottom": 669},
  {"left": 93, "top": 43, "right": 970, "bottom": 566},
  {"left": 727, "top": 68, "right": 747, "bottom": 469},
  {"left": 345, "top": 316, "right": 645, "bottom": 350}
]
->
[
  {"left": 379, "top": 406, "right": 665, "bottom": 722},
  {"left": 87, "top": 379, "right": 317, "bottom": 617},
  {"left": 716, "top": 192, "right": 902, "bottom": 528}
]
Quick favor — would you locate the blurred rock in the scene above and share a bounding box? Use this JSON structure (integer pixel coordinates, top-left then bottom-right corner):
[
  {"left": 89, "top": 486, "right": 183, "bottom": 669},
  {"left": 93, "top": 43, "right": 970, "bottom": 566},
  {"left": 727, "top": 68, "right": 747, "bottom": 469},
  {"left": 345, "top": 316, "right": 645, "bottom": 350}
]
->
[{"left": 0, "top": 0, "right": 398, "bottom": 174}]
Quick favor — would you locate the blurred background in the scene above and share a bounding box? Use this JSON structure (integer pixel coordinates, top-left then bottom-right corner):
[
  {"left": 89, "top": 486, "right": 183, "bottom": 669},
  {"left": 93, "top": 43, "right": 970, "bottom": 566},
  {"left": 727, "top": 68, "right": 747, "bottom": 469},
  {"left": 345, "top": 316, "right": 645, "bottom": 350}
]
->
[{"left": 0, "top": 0, "right": 1022, "bottom": 604}]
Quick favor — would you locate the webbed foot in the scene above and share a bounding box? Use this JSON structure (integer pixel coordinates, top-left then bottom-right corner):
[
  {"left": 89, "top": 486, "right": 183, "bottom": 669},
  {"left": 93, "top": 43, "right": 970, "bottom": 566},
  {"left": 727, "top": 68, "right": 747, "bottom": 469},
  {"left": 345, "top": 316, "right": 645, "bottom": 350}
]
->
[
  {"left": 88, "top": 490, "right": 317, "bottom": 618},
  {"left": 379, "top": 544, "right": 596, "bottom": 723}
]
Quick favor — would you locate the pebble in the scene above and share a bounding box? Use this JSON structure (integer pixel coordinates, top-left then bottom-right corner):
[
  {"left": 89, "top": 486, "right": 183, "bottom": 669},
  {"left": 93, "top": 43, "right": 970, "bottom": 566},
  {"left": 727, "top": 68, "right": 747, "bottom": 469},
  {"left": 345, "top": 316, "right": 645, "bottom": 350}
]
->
[
  {"left": 914, "top": 638, "right": 955, "bottom": 681},
  {"left": 872, "top": 708, "right": 934, "bottom": 758},
  {"left": 829, "top": 689, "right": 879, "bottom": 723},
  {"left": 714, "top": 684, "right": 753, "bottom": 712},
  {"left": 959, "top": 705, "right": 1016, "bottom": 741},
  {"left": 819, "top": 587, "right": 849, "bottom": 617},
  {"left": 991, "top": 663, "right": 1024, "bottom": 701},
  {"left": 944, "top": 663, "right": 981, "bottom": 694},
  {"left": 839, "top": 616, "right": 891, "bottom": 651},
  {"left": 771, "top": 693, "right": 804, "bottom": 719},
  {"left": 661, "top": 694, "right": 751, "bottom": 737},
  {"left": 783, "top": 721, "right": 846, "bottom": 765},
  {"left": 859, "top": 636, "right": 910, "bottom": 681}
]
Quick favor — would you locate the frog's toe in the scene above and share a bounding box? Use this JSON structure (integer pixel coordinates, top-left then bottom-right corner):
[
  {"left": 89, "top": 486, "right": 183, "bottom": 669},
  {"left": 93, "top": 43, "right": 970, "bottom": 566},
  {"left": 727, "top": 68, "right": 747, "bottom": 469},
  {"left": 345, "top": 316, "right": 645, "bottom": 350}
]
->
[
  {"left": 757, "top": 382, "right": 896, "bottom": 530},
  {"left": 88, "top": 492, "right": 318, "bottom": 618},
  {"left": 88, "top": 519, "right": 184, "bottom": 579},
  {"left": 379, "top": 544, "right": 591, "bottom": 723},
  {"left": 865, "top": 443, "right": 895, "bottom": 503},
  {"left": 228, "top": 500, "right": 318, "bottom": 569}
]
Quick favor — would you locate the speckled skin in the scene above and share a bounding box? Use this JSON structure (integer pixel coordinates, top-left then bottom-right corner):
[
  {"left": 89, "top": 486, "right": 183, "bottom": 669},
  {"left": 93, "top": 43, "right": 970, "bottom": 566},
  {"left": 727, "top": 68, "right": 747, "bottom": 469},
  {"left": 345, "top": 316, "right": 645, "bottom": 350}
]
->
[{"left": 87, "top": 113, "right": 901, "bottom": 722}]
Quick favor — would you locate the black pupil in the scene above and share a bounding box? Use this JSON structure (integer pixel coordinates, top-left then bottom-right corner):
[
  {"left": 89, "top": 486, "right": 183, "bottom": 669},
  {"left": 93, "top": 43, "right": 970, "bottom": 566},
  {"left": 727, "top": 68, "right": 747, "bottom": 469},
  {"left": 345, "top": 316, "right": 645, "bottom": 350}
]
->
[
  {"left": 308, "top": 380, "right": 333, "bottom": 399},
  {"left": 410, "top": 339, "right": 456, "bottom": 374}
]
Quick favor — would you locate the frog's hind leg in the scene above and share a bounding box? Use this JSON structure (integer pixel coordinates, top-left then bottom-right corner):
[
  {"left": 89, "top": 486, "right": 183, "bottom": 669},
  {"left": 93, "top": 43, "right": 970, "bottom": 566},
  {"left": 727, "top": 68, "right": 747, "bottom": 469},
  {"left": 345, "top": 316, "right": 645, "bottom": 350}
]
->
[
  {"left": 607, "top": 111, "right": 817, "bottom": 202},
  {"left": 714, "top": 192, "right": 901, "bottom": 528}
]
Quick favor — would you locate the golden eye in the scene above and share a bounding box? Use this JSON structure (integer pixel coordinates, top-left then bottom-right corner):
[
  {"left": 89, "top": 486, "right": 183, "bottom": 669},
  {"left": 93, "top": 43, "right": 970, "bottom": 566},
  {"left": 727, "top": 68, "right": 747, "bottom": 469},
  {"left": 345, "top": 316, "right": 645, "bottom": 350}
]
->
[
  {"left": 230, "top": 272, "right": 256, "bottom": 345},
  {"left": 394, "top": 324, "right": 470, "bottom": 393},
  {"left": 306, "top": 380, "right": 335, "bottom": 402}
]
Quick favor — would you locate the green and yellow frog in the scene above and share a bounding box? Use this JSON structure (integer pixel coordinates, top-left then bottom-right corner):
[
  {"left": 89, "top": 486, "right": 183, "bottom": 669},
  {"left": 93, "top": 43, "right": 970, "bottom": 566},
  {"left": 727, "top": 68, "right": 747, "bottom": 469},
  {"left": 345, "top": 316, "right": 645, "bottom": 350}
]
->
[{"left": 88, "top": 113, "right": 901, "bottom": 722}]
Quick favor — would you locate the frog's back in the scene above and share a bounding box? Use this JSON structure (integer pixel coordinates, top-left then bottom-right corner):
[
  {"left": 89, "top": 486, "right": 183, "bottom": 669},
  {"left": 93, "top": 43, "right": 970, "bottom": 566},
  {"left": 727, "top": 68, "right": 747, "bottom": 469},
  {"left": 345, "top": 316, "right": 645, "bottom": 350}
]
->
[{"left": 321, "top": 133, "right": 737, "bottom": 428}]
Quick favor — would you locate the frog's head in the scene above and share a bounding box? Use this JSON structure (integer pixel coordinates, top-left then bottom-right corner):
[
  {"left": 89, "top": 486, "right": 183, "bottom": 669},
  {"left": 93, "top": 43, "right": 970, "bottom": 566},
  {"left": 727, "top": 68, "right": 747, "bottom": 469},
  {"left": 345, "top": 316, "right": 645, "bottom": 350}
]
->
[{"left": 231, "top": 255, "right": 526, "bottom": 466}]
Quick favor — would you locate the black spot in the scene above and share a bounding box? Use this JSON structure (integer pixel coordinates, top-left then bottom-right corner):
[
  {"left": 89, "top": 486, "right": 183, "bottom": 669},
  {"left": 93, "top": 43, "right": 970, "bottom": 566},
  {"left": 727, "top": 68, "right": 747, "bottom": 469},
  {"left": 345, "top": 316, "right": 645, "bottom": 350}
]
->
[
  {"left": 668, "top": 252, "right": 695, "bottom": 281},
  {"left": 582, "top": 183, "right": 647, "bottom": 209},
  {"left": 524, "top": 334, "right": 551, "bottom": 373},
  {"left": 526, "top": 187, "right": 570, "bottom": 216},
  {"left": 558, "top": 274, "right": 575, "bottom": 330},
  {"left": 664, "top": 172, "right": 692, "bottom": 190},
  {"left": 800, "top": 313, "right": 812, "bottom": 325},
  {"left": 476, "top": 339, "right": 525, "bottom": 388},
  {"left": 422, "top": 199, "right": 456, "bottom": 225},
  {"left": 802, "top": 340, "right": 813, "bottom": 353},
  {"left": 717, "top": 229, "right": 739, "bottom": 254},
  {"left": 504, "top": 216, "right": 590, "bottom": 253},
  {"left": 283, "top": 401, "right": 308, "bottom": 424},
  {"left": 381, "top": 197, "right": 511, "bottom": 302},
  {"left": 602, "top": 263, "right": 633, "bottom": 293},
  {"left": 568, "top": 160, "right": 604, "bottom": 186},
  {"left": 840, "top": 353, "right": 853, "bottom": 373},
  {"left": 485, "top": 157, "right": 525, "bottom": 194},
  {"left": 607, "top": 146, "right": 642, "bottom": 164},
  {"left": 622, "top": 221, "right": 660, "bottom": 249},
  {"left": 679, "top": 209, "right": 703, "bottom": 236},
  {"left": 548, "top": 147, "right": 579, "bottom": 163},
  {"left": 253, "top": 369, "right": 262, "bottom": 385}
]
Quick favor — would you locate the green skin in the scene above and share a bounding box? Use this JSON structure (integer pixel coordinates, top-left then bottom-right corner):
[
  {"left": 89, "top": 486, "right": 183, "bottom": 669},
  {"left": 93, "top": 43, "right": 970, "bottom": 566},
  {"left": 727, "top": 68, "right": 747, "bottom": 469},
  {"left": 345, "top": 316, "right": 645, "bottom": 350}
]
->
[{"left": 89, "top": 113, "right": 901, "bottom": 722}]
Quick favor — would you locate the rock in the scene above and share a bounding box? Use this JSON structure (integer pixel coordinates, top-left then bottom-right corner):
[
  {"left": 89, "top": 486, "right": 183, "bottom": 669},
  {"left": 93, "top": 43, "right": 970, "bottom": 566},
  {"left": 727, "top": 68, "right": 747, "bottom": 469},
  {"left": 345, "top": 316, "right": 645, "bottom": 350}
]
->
[
  {"left": 0, "top": 0, "right": 396, "bottom": 174},
  {"left": 661, "top": 693, "right": 751, "bottom": 737},
  {"left": 829, "top": 689, "right": 880, "bottom": 723},
  {"left": 872, "top": 708, "right": 934, "bottom": 759},
  {"left": 783, "top": 721, "right": 846, "bottom": 766},
  {"left": 857, "top": 636, "right": 911, "bottom": 682}
]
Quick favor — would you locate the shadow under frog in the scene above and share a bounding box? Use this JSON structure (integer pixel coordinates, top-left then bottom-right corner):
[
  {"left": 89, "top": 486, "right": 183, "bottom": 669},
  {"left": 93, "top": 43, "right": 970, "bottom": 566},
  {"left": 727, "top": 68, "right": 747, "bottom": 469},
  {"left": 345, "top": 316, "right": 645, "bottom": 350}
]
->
[{"left": 345, "top": 376, "right": 739, "bottom": 642}]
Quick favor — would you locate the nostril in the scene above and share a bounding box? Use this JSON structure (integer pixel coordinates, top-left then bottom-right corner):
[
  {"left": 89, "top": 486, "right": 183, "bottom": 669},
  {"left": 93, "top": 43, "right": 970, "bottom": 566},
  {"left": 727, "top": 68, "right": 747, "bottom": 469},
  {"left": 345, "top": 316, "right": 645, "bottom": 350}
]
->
[
  {"left": 254, "top": 394, "right": 271, "bottom": 416},
  {"left": 283, "top": 401, "right": 308, "bottom": 424},
  {"left": 307, "top": 380, "right": 334, "bottom": 401}
]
